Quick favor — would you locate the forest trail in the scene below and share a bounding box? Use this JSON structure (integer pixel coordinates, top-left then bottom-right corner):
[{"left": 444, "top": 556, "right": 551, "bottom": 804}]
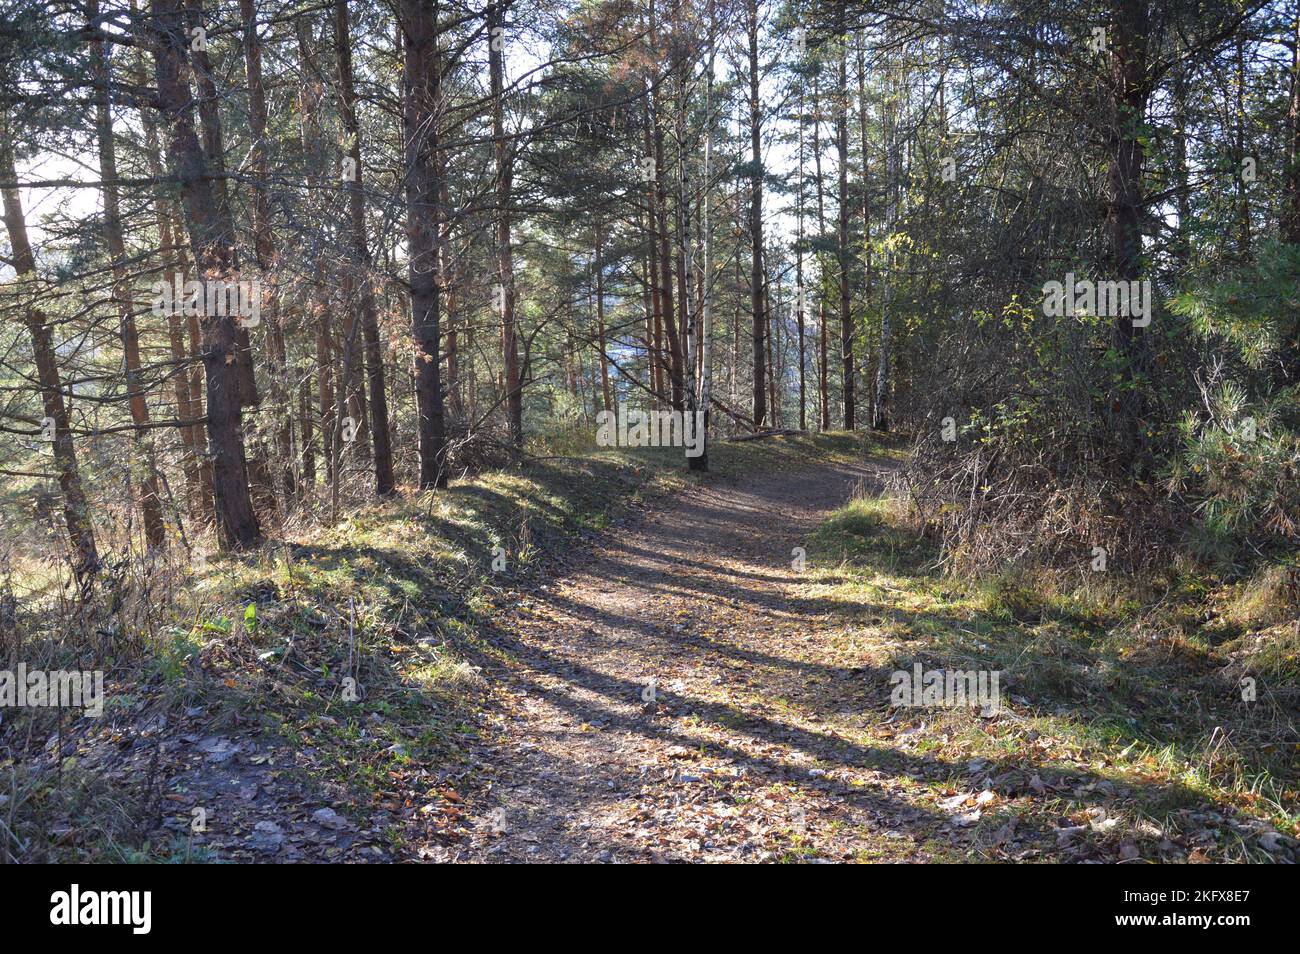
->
[{"left": 444, "top": 453, "right": 947, "bottom": 863}]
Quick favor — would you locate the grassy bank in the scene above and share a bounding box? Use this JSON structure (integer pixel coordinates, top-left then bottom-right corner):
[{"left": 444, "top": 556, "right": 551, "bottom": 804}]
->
[{"left": 801, "top": 491, "right": 1299, "bottom": 862}]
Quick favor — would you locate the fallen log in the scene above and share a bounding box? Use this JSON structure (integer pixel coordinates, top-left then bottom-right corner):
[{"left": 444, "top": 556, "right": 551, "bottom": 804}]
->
[{"left": 724, "top": 428, "right": 805, "bottom": 442}]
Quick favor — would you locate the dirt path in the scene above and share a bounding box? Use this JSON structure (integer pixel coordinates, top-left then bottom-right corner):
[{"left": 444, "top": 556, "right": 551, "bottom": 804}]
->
[{"left": 439, "top": 456, "right": 953, "bottom": 863}]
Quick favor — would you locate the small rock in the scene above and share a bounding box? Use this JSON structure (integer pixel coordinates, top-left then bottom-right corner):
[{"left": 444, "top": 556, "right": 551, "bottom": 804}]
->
[
  {"left": 196, "top": 736, "right": 241, "bottom": 764},
  {"left": 1259, "top": 831, "right": 1295, "bottom": 853},
  {"left": 248, "top": 820, "right": 285, "bottom": 852},
  {"left": 313, "top": 807, "right": 347, "bottom": 830}
]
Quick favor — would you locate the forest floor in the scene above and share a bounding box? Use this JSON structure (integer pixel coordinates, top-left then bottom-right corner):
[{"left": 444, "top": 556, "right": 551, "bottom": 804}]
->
[{"left": 10, "top": 436, "right": 1296, "bottom": 862}]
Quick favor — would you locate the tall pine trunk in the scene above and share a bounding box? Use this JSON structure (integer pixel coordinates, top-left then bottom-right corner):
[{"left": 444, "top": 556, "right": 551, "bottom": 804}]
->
[
  {"left": 1282, "top": 2, "right": 1300, "bottom": 380},
  {"left": 239, "top": 0, "right": 296, "bottom": 504},
  {"left": 89, "top": 0, "right": 166, "bottom": 549},
  {"left": 335, "top": 0, "right": 395, "bottom": 494},
  {"left": 0, "top": 109, "right": 100, "bottom": 582},
  {"left": 405, "top": 0, "right": 448, "bottom": 486},
  {"left": 746, "top": 0, "right": 766, "bottom": 429},
  {"left": 1105, "top": 0, "right": 1151, "bottom": 468},
  {"left": 873, "top": 69, "right": 897, "bottom": 432},
  {"left": 813, "top": 69, "right": 830, "bottom": 430},
  {"left": 139, "top": 70, "right": 208, "bottom": 523},
  {"left": 150, "top": 0, "right": 261, "bottom": 550},
  {"left": 489, "top": 1, "right": 523, "bottom": 449},
  {"left": 835, "top": 20, "right": 854, "bottom": 431}
]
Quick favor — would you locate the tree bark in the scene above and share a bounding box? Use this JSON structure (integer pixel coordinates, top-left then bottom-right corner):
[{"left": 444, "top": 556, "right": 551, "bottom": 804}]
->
[
  {"left": 796, "top": 72, "right": 807, "bottom": 432},
  {"left": 183, "top": 0, "right": 259, "bottom": 411},
  {"left": 405, "top": 0, "right": 448, "bottom": 486},
  {"left": 334, "top": 0, "right": 395, "bottom": 494},
  {"left": 813, "top": 69, "right": 831, "bottom": 431},
  {"left": 835, "top": 7, "right": 855, "bottom": 430},
  {"left": 1105, "top": 0, "right": 1151, "bottom": 466},
  {"left": 1283, "top": 2, "right": 1300, "bottom": 380},
  {"left": 0, "top": 111, "right": 100, "bottom": 582},
  {"left": 746, "top": 0, "right": 766, "bottom": 430},
  {"left": 873, "top": 69, "right": 897, "bottom": 432},
  {"left": 89, "top": 0, "right": 166, "bottom": 550},
  {"left": 439, "top": 170, "right": 462, "bottom": 420},
  {"left": 643, "top": 87, "right": 665, "bottom": 407},
  {"left": 150, "top": 0, "right": 261, "bottom": 550},
  {"left": 240, "top": 0, "right": 296, "bottom": 503},
  {"left": 594, "top": 224, "right": 611, "bottom": 412},
  {"left": 140, "top": 77, "right": 207, "bottom": 522},
  {"left": 489, "top": 1, "right": 523, "bottom": 450}
]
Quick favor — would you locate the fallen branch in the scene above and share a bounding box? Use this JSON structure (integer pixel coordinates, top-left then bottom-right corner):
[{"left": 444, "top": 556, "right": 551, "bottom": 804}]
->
[{"left": 724, "top": 428, "right": 804, "bottom": 443}]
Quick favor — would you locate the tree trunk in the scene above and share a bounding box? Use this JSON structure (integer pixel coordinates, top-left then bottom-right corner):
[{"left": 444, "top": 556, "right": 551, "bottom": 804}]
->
[
  {"left": 684, "top": 14, "right": 714, "bottom": 473},
  {"left": 295, "top": 46, "right": 334, "bottom": 493},
  {"left": 240, "top": 0, "right": 296, "bottom": 504},
  {"left": 140, "top": 76, "right": 207, "bottom": 522},
  {"left": 594, "top": 225, "right": 612, "bottom": 412},
  {"left": 1172, "top": 66, "right": 1192, "bottom": 272},
  {"left": 796, "top": 75, "right": 807, "bottom": 432},
  {"left": 335, "top": 0, "right": 395, "bottom": 494},
  {"left": 1105, "top": 0, "right": 1151, "bottom": 466},
  {"left": 746, "top": 0, "right": 766, "bottom": 430},
  {"left": 835, "top": 9, "right": 855, "bottom": 430},
  {"left": 873, "top": 72, "right": 897, "bottom": 432},
  {"left": 405, "top": 0, "right": 448, "bottom": 486},
  {"left": 653, "top": 137, "right": 682, "bottom": 403},
  {"left": 170, "top": 225, "right": 217, "bottom": 512},
  {"left": 1282, "top": 2, "right": 1300, "bottom": 380},
  {"left": 489, "top": 1, "right": 523, "bottom": 450},
  {"left": 439, "top": 171, "right": 463, "bottom": 420},
  {"left": 697, "top": 51, "right": 714, "bottom": 470},
  {"left": 299, "top": 376, "right": 316, "bottom": 490},
  {"left": 183, "top": 0, "right": 259, "bottom": 411},
  {"left": 151, "top": 0, "right": 261, "bottom": 550},
  {"left": 813, "top": 70, "right": 831, "bottom": 430},
  {"left": 0, "top": 111, "right": 100, "bottom": 582},
  {"left": 857, "top": 31, "right": 872, "bottom": 410},
  {"left": 89, "top": 0, "right": 166, "bottom": 550}
]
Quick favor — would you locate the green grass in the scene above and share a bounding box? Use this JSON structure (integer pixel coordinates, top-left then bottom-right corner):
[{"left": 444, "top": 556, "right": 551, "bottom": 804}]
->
[{"left": 802, "top": 491, "right": 1299, "bottom": 862}]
